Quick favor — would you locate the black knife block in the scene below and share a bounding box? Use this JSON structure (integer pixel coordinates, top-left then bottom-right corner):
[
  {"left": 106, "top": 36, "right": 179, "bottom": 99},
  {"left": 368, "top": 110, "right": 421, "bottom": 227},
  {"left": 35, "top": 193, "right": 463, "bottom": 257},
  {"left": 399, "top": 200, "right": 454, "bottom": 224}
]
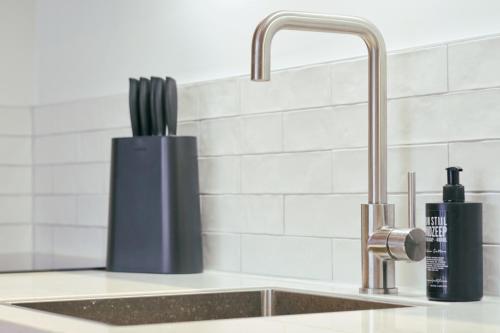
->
[{"left": 107, "top": 136, "right": 203, "bottom": 274}]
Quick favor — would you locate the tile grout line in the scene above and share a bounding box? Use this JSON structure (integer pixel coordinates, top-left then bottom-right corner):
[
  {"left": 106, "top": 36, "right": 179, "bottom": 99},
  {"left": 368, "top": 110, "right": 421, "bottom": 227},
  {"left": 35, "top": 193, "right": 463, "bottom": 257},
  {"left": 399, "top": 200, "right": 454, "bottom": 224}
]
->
[
  {"left": 202, "top": 230, "right": 500, "bottom": 246},
  {"left": 446, "top": 142, "right": 451, "bottom": 167},
  {"left": 281, "top": 194, "right": 286, "bottom": 235},
  {"left": 30, "top": 105, "right": 36, "bottom": 258},
  {"left": 330, "top": 238, "right": 335, "bottom": 281},
  {"left": 446, "top": 44, "right": 450, "bottom": 92},
  {"left": 194, "top": 137, "right": 500, "bottom": 159},
  {"left": 239, "top": 233, "right": 243, "bottom": 273}
]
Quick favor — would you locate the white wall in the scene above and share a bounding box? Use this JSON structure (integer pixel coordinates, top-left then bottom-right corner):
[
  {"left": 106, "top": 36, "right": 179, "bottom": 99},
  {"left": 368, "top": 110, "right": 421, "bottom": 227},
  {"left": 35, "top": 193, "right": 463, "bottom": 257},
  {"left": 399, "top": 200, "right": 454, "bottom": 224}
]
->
[
  {"left": 34, "top": 0, "right": 500, "bottom": 105},
  {"left": 0, "top": 0, "right": 35, "bottom": 105}
]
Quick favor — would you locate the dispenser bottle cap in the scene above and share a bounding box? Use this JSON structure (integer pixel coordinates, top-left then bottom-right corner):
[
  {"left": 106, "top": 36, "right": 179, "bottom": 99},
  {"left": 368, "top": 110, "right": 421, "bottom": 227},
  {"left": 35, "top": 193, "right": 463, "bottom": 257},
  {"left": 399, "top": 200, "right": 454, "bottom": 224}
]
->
[{"left": 443, "top": 167, "right": 465, "bottom": 202}]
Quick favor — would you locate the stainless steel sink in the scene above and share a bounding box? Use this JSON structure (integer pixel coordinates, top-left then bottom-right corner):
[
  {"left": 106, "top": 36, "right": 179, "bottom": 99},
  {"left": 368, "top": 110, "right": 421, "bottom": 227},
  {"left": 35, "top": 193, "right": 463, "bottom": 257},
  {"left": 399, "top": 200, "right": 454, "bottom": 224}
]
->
[{"left": 12, "top": 289, "right": 409, "bottom": 326}]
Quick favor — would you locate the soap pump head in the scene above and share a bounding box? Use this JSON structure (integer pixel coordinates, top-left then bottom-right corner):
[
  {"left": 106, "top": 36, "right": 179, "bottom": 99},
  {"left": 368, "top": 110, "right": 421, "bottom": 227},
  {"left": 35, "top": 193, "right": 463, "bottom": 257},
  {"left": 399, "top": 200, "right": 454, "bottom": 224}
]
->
[{"left": 443, "top": 167, "right": 465, "bottom": 202}]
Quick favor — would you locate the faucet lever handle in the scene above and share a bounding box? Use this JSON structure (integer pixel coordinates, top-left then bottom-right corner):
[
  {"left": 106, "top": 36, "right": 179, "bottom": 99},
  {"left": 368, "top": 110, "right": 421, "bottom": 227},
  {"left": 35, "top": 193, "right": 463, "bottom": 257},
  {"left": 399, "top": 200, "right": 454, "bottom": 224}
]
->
[
  {"left": 408, "top": 171, "right": 416, "bottom": 228},
  {"left": 386, "top": 171, "right": 425, "bottom": 262}
]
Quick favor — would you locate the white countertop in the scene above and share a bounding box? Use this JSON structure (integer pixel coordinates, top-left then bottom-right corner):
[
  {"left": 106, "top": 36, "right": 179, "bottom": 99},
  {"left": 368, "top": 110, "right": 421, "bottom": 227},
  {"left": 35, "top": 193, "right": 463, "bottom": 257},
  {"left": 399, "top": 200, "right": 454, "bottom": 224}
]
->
[{"left": 0, "top": 270, "right": 498, "bottom": 332}]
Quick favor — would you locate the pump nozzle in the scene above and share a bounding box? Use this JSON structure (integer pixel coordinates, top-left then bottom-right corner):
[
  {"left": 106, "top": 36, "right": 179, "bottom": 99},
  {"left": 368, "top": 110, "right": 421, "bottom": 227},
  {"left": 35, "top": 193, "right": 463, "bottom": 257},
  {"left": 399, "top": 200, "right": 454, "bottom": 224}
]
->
[
  {"left": 446, "top": 167, "right": 463, "bottom": 185},
  {"left": 444, "top": 166, "right": 465, "bottom": 202}
]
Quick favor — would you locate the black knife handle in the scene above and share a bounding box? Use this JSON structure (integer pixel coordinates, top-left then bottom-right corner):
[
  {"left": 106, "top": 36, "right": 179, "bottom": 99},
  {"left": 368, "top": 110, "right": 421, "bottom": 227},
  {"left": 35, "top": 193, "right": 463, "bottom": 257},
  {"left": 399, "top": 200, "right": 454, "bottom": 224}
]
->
[
  {"left": 150, "top": 77, "right": 165, "bottom": 136},
  {"left": 164, "top": 77, "right": 178, "bottom": 135},
  {"left": 139, "top": 77, "right": 152, "bottom": 136},
  {"left": 129, "top": 78, "right": 141, "bottom": 136}
]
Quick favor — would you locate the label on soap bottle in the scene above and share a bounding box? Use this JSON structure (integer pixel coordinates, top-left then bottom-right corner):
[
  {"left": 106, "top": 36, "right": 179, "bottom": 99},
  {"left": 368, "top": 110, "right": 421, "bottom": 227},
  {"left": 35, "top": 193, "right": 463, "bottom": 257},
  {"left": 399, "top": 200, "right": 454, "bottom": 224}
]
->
[{"left": 426, "top": 211, "right": 448, "bottom": 291}]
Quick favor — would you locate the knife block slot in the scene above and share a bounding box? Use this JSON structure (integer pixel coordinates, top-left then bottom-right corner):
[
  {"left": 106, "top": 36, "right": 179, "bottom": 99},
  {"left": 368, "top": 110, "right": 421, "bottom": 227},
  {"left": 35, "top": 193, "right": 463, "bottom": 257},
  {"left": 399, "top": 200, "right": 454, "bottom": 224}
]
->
[{"left": 107, "top": 136, "right": 203, "bottom": 274}]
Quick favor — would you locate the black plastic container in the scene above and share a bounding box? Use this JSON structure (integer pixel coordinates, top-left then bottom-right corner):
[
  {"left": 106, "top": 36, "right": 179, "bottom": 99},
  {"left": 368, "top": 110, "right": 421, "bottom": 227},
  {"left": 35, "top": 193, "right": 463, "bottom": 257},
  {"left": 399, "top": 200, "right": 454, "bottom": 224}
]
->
[
  {"left": 425, "top": 167, "right": 482, "bottom": 301},
  {"left": 107, "top": 136, "right": 203, "bottom": 274}
]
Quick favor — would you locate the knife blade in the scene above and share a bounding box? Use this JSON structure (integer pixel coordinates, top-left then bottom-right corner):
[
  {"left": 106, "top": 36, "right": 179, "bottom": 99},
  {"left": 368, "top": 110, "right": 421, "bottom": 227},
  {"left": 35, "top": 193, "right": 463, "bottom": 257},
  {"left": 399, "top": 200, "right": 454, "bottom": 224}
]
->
[
  {"left": 164, "top": 77, "right": 178, "bottom": 135},
  {"left": 139, "top": 77, "right": 152, "bottom": 136},
  {"left": 150, "top": 77, "right": 165, "bottom": 136},
  {"left": 128, "top": 78, "right": 141, "bottom": 136}
]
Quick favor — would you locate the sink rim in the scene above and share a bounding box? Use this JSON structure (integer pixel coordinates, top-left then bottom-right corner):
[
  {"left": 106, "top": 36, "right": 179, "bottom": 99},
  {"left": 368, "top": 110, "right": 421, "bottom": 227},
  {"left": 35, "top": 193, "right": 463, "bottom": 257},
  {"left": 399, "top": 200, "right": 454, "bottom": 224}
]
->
[
  {"left": 8, "top": 287, "right": 429, "bottom": 327},
  {"left": 8, "top": 287, "right": 429, "bottom": 307}
]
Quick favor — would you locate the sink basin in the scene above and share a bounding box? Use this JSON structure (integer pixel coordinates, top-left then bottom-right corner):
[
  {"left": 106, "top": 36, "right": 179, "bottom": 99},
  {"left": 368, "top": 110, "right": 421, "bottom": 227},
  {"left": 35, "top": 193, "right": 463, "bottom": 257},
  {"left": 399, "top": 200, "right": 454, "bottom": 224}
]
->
[{"left": 12, "top": 289, "right": 408, "bottom": 326}]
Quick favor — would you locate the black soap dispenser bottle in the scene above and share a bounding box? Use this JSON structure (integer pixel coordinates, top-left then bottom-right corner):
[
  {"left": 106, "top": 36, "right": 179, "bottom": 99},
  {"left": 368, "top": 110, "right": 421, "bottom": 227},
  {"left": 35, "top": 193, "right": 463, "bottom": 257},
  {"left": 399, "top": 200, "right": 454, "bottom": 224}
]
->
[{"left": 425, "top": 167, "right": 483, "bottom": 301}]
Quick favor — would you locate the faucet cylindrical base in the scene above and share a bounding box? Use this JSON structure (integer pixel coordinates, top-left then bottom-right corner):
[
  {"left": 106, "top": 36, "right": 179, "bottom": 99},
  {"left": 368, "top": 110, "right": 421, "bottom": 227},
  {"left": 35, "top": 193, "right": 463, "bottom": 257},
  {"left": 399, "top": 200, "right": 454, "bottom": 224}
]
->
[
  {"left": 361, "top": 203, "right": 396, "bottom": 293},
  {"left": 359, "top": 287, "right": 398, "bottom": 295}
]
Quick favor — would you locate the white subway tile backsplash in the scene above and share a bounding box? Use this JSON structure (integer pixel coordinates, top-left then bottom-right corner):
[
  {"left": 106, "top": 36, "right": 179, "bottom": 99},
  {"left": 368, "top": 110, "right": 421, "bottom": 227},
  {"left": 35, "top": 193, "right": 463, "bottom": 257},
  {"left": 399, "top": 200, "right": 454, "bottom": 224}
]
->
[
  {"left": 330, "top": 46, "right": 447, "bottom": 105},
  {"left": 332, "top": 144, "right": 447, "bottom": 194},
  {"left": 177, "top": 121, "right": 200, "bottom": 138},
  {"left": 52, "top": 226, "right": 106, "bottom": 260},
  {"left": 242, "top": 152, "right": 332, "bottom": 194},
  {"left": 33, "top": 165, "right": 54, "bottom": 194},
  {"left": 199, "top": 118, "right": 241, "bottom": 156},
  {"left": 387, "top": 46, "right": 448, "bottom": 98},
  {"left": 241, "top": 66, "right": 330, "bottom": 114},
  {"left": 284, "top": 104, "right": 367, "bottom": 151},
  {"left": 51, "top": 165, "right": 77, "bottom": 193},
  {"left": 331, "top": 148, "right": 366, "bottom": 193},
  {"left": 77, "top": 195, "right": 108, "bottom": 226},
  {"left": 241, "top": 114, "right": 282, "bottom": 154},
  {"left": 0, "top": 196, "right": 32, "bottom": 223},
  {"left": 78, "top": 132, "right": 106, "bottom": 162},
  {"left": 243, "top": 195, "right": 284, "bottom": 234},
  {"left": 33, "top": 95, "right": 129, "bottom": 135},
  {"left": 388, "top": 144, "right": 448, "bottom": 193},
  {"left": 449, "top": 141, "right": 500, "bottom": 192},
  {"left": 201, "top": 195, "right": 283, "bottom": 234},
  {"left": 201, "top": 195, "right": 242, "bottom": 233},
  {"left": 178, "top": 85, "right": 200, "bottom": 121},
  {"left": 484, "top": 245, "right": 500, "bottom": 296},
  {"left": 52, "top": 163, "right": 106, "bottom": 194},
  {"left": 241, "top": 235, "right": 332, "bottom": 280},
  {"left": 284, "top": 107, "right": 335, "bottom": 151},
  {"left": 449, "top": 36, "right": 500, "bottom": 91},
  {"left": 330, "top": 59, "right": 367, "bottom": 105},
  {"left": 445, "top": 89, "right": 500, "bottom": 141},
  {"left": 39, "top": 128, "right": 129, "bottom": 165},
  {"left": 76, "top": 164, "right": 107, "bottom": 194},
  {"left": 196, "top": 80, "right": 240, "bottom": 119},
  {"left": 390, "top": 194, "right": 441, "bottom": 229},
  {"left": 198, "top": 156, "right": 240, "bottom": 194},
  {"left": 332, "top": 239, "right": 361, "bottom": 285},
  {"left": 34, "top": 134, "right": 78, "bottom": 164},
  {"left": 0, "top": 137, "right": 31, "bottom": 165},
  {"left": 0, "top": 166, "right": 31, "bottom": 194},
  {"left": 202, "top": 233, "right": 241, "bottom": 272},
  {"left": 0, "top": 225, "right": 32, "bottom": 253},
  {"left": 285, "top": 195, "right": 365, "bottom": 238},
  {"left": 0, "top": 107, "right": 31, "bottom": 135},
  {"left": 33, "top": 225, "right": 53, "bottom": 253},
  {"left": 34, "top": 196, "right": 77, "bottom": 224},
  {"left": 388, "top": 94, "right": 448, "bottom": 145},
  {"left": 103, "top": 162, "right": 111, "bottom": 194},
  {"left": 468, "top": 193, "right": 500, "bottom": 244},
  {"left": 390, "top": 89, "right": 500, "bottom": 145}
]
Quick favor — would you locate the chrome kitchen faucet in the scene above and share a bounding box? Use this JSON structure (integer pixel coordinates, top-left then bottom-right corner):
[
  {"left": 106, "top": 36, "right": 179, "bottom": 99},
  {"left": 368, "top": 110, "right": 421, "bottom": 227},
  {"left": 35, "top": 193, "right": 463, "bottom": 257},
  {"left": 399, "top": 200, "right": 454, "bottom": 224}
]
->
[{"left": 250, "top": 11, "right": 425, "bottom": 294}]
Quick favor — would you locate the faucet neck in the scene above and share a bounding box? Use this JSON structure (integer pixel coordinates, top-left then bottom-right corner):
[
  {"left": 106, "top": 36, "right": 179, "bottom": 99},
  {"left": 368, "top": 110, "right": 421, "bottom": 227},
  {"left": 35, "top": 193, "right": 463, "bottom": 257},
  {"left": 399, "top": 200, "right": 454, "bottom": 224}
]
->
[{"left": 250, "top": 11, "right": 388, "bottom": 203}]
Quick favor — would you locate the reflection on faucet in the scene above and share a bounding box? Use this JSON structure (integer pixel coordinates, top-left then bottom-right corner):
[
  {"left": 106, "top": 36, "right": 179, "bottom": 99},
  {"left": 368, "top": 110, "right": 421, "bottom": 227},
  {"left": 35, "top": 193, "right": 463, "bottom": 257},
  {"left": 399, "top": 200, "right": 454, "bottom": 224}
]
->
[{"left": 250, "top": 11, "right": 425, "bottom": 294}]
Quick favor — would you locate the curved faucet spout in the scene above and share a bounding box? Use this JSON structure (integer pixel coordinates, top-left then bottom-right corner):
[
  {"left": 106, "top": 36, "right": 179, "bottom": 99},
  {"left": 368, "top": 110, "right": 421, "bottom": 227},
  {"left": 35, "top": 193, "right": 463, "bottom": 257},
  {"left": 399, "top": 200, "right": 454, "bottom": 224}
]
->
[{"left": 250, "top": 11, "right": 388, "bottom": 204}]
